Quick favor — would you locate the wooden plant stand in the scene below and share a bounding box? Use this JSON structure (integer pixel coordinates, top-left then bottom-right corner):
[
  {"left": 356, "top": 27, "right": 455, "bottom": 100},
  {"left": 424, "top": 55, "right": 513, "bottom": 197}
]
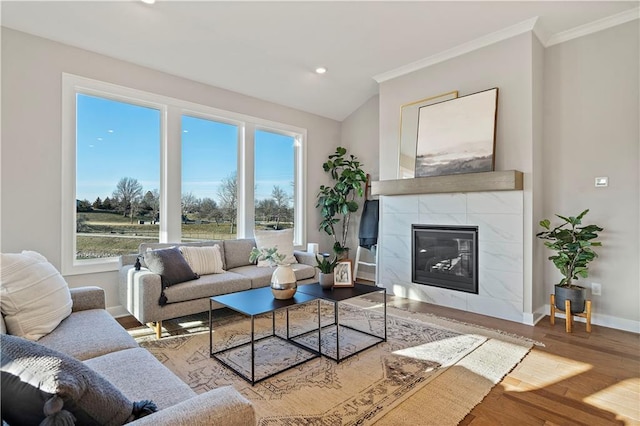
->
[{"left": 550, "top": 294, "right": 592, "bottom": 333}]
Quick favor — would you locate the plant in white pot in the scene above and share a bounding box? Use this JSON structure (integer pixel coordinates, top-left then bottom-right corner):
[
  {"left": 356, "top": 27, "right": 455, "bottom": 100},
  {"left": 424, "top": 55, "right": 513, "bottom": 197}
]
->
[
  {"left": 315, "top": 254, "right": 338, "bottom": 289},
  {"left": 536, "top": 209, "right": 603, "bottom": 313},
  {"left": 249, "top": 247, "right": 297, "bottom": 300}
]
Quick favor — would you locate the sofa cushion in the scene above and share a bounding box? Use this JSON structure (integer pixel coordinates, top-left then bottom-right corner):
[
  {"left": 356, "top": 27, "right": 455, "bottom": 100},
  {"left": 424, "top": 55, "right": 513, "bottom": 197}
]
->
[
  {"left": 223, "top": 239, "right": 256, "bottom": 269},
  {"left": 231, "top": 263, "right": 316, "bottom": 289},
  {"left": 0, "top": 334, "right": 156, "bottom": 426},
  {"left": 38, "top": 309, "right": 138, "bottom": 361},
  {"left": 84, "top": 347, "right": 196, "bottom": 411},
  {"left": 0, "top": 250, "right": 72, "bottom": 341},
  {"left": 144, "top": 247, "right": 199, "bottom": 288},
  {"left": 253, "top": 229, "right": 297, "bottom": 266},
  {"left": 163, "top": 272, "right": 251, "bottom": 304},
  {"left": 179, "top": 245, "right": 225, "bottom": 275},
  {"left": 228, "top": 265, "right": 275, "bottom": 289}
]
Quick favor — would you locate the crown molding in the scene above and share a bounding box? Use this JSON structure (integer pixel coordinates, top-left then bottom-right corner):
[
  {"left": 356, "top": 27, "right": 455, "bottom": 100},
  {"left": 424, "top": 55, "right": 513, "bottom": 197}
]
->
[
  {"left": 374, "top": 7, "right": 640, "bottom": 83},
  {"left": 373, "top": 17, "right": 539, "bottom": 83},
  {"left": 545, "top": 7, "right": 640, "bottom": 47}
]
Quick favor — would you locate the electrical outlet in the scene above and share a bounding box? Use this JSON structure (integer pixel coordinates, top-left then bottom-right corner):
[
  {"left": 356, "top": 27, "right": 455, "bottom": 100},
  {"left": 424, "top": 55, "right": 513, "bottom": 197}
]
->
[{"left": 591, "top": 282, "right": 602, "bottom": 296}]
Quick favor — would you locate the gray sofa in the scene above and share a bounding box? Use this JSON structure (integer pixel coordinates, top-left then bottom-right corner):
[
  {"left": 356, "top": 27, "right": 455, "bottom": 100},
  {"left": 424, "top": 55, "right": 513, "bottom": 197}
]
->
[
  {"left": 119, "top": 238, "right": 319, "bottom": 338},
  {"left": 3, "top": 286, "right": 255, "bottom": 425}
]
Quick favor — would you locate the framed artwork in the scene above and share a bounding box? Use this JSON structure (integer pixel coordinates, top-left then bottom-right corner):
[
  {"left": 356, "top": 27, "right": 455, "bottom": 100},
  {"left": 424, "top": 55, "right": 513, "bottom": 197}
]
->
[
  {"left": 398, "top": 90, "right": 458, "bottom": 179},
  {"left": 333, "top": 259, "right": 354, "bottom": 287},
  {"left": 415, "top": 88, "right": 498, "bottom": 178}
]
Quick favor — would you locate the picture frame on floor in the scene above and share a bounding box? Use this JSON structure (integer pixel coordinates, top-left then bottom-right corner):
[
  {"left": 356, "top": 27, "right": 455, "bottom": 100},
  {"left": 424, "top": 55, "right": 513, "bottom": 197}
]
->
[{"left": 333, "top": 259, "right": 354, "bottom": 287}]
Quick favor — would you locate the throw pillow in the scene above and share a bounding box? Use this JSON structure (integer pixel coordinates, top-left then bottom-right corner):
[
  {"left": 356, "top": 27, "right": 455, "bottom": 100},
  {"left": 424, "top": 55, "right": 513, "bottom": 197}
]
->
[
  {"left": 143, "top": 247, "right": 199, "bottom": 305},
  {"left": 179, "top": 245, "right": 225, "bottom": 275},
  {"left": 0, "top": 251, "right": 72, "bottom": 341},
  {"left": 144, "top": 247, "right": 199, "bottom": 286},
  {"left": 0, "top": 334, "right": 157, "bottom": 425},
  {"left": 253, "top": 228, "right": 297, "bottom": 267}
]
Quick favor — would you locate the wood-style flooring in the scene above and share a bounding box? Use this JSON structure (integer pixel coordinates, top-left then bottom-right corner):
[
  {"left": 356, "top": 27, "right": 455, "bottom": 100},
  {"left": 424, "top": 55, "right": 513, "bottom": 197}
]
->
[
  {"left": 382, "top": 296, "right": 640, "bottom": 426},
  {"left": 118, "top": 294, "right": 640, "bottom": 425}
]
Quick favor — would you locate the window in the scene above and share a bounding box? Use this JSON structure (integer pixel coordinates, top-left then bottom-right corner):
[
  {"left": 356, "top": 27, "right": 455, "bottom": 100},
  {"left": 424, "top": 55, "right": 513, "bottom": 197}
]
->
[
  {"left": 62, "top": 74, "right": 306, "bottom": 274},
  {"left": 254, "top": 130, "right": 295, "bottom": 232},
  {"left": 75, "top": 94, "right": 161, "bottom": 260},
  {"left": 182, "top": 116, "right": 238, "bottom": 241}
]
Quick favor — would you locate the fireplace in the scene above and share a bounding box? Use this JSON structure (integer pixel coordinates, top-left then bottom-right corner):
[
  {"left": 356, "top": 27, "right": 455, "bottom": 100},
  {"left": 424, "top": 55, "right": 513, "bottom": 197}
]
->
[{"left": 412, "top": 225, "right": 478, "bottom": 294}]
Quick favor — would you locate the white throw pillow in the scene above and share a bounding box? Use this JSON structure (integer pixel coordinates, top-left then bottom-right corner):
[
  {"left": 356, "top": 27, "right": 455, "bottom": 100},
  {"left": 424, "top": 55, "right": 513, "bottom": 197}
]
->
[
  {"left": 0, "top": 251, "right": 72, "bottom": 340},
  {"left": 253, "top": 228, "right": 298, "bottom": 267},
  {"left": 179, "top": 245, "right": 225, "bottom": 275}
]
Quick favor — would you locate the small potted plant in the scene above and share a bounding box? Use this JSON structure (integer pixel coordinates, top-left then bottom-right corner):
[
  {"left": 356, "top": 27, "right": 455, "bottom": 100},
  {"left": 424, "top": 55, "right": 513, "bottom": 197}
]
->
[
  {"left": 536, "top": 209, "right": 603, "bottom": 313},
  {"left": 249, "top": 247, "right": 296, "bottom": 299},
  {"left": 315, "top": 254, "right": 338, "bottom": 289}
]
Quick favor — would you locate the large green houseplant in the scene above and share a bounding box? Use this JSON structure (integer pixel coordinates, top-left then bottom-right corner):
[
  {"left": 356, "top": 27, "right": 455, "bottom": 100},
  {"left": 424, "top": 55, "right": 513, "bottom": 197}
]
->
[
  {"left": 536, "top": 209, "right": 603, "bottom": 313},
  {"left": 316, "top": 147, "right": 367, "bottom": 257}
]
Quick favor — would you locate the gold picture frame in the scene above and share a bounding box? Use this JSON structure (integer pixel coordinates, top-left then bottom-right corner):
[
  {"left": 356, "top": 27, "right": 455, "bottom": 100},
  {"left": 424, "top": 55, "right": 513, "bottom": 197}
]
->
[
  {"left": 333, "top": 259, "right": 354, "bottom": 287},
  {"left": 398, "top": 90, "right": 458, "bottom": 179}
]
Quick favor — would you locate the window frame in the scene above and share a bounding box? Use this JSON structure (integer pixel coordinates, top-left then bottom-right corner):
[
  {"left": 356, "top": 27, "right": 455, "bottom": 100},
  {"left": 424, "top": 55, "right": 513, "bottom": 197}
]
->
[{"left": 62, "top": 73, "right": 307, "bottom": 275}]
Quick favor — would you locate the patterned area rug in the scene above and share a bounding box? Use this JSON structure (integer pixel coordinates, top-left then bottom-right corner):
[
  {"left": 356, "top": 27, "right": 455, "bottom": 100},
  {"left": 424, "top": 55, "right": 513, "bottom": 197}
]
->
[{"left": 137, "top": 302, "right": 534, "bottom": 425}]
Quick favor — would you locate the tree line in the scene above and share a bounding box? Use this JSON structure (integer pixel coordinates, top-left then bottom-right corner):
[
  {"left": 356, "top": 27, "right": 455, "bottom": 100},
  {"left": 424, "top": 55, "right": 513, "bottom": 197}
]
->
[{"left": 77, "top": 174, "right": 294, "bottom": 232}]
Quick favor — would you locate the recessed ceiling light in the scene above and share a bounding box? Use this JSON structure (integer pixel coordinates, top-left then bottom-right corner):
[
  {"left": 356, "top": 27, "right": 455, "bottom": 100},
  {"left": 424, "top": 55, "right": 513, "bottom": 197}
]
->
[
  {"left": 315, "top": 67, "right": 328, "bottom": 74},
  {"left": 141, "top": 0, "right": 156, "bottom": 4}
]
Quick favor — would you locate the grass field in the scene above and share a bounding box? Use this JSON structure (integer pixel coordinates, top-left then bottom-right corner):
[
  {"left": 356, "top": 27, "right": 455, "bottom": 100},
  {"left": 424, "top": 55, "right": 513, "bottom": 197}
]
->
[{"left": 76, "top": 210, "right": 292, "bottom": 259}]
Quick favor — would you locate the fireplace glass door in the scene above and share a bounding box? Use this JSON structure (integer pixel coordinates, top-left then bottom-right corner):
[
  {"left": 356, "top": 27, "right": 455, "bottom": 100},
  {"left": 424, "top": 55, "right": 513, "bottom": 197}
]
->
[{"left": 412, "top": 225, "right": 478, "bottom": 294}]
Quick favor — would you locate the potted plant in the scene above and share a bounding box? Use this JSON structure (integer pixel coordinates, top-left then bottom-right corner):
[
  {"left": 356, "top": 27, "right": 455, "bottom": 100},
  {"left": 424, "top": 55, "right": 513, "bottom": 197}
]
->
[
  {"left": 316, "top": 146, "right": 367, "bottom": 258},
  {"left": 315, "top": 254, "right": 338, "bottom": 289},
  {"left": 249, "top": 247, "right": 296, "bottom": 299},
  {"left": 536, "top": 209, "right": 603, "bottom": 313}
]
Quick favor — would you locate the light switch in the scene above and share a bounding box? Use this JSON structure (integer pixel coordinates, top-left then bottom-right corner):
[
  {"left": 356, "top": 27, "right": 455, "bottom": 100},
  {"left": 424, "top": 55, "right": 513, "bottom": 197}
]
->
[{"left": 595, "top": 177, "right": 608, "bottom": 187}]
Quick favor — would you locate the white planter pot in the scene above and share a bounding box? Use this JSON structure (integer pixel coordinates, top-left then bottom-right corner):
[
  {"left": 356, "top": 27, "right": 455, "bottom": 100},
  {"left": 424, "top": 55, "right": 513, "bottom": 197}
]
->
[
  {"left": 271, "top": 264, "right": 297, "bottom": 300},
  {"left": 318, "top": 272, "right": 334, "bottom": 289}
]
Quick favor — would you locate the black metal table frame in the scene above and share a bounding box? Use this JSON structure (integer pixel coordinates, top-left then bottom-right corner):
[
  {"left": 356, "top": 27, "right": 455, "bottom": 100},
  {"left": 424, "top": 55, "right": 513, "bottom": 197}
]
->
[
  {"left": 292, "top": 285, "right": 387, "bottom": 363},
  {"left": 209, "top": 298, "right": 322, "bottom": 385}
]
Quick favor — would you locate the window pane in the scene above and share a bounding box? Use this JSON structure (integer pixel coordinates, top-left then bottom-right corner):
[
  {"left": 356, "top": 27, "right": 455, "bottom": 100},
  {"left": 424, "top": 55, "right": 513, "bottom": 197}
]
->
[
  {"left": 182, "top": 116, "right": 238, "bottom": 241},
  {"left": 76, "top": 94, "right": 160, "bottom": 260},
  {"left": 254, "top": 130, "right": 295, "bottom": 234}
]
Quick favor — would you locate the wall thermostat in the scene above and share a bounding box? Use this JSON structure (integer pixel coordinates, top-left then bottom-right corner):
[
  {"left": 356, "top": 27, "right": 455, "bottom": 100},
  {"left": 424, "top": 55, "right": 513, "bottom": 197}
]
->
[{"left": 595, "top": 177, "right": 608, "bottom": 187}]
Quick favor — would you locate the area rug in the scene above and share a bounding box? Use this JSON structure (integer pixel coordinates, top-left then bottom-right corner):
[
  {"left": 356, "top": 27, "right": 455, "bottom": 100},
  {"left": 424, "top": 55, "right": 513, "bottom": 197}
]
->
[{"left": 137, "top": 302, "right": 535, "bottom": 425}]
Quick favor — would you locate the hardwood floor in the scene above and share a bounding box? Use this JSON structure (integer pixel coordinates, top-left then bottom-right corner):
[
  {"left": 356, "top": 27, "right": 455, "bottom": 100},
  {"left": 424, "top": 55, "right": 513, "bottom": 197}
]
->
[
  {"left": 118, "top": 294, "right": 639, "bottom": 425},
  {"left": 382, "top": 296, "right": 640, "bottom": 425}
]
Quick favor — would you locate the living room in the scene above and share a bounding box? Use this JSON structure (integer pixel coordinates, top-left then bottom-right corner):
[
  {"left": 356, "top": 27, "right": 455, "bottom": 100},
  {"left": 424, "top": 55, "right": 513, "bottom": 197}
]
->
[{"left": 1, "top": 1, "right": 639, "bottom": 424}]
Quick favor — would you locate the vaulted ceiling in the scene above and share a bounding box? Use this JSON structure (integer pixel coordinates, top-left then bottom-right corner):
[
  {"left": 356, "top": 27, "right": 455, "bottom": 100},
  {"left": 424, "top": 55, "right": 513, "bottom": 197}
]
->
[{"left": 2, "top": 1, "right": 637, "bottom": 120}]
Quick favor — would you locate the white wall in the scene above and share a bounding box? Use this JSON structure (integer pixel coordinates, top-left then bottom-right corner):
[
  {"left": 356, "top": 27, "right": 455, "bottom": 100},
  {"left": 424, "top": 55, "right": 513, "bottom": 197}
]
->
[
  {"left": 0, "top": 28, "right": 341, "bottom": 312},
  {"left": 378, "top": 33, "right": 538, "bottom": 322},
  {"left": 542, "top": 20, "right": 639, "bottom": 329},
  {"left": 379, "top": 33, "right": 536, "bottom": 183},
  {"left": 340, "top": 95, "right": 380, "bottom": 274},
  {"left": 373, "top": 21, "right": 639, "bottom": 331}
]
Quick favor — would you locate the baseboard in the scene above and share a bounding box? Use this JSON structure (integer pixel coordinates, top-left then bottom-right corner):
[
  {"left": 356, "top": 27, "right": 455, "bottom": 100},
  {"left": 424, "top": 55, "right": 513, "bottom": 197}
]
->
[
  {"left": 544, "top": 303, "right": 640, "bottom": 334},
  {"left": 107, "top": 301, "right": 638, "bottom": 334},
  {"left": 522, "top": 310, "right": 546, "bottom": 326}
]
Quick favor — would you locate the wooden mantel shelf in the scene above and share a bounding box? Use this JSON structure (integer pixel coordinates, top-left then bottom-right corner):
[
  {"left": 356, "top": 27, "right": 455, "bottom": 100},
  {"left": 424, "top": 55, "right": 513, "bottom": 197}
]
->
[{"left": 371, "top": 170, "right": 523, "bottom": 196}]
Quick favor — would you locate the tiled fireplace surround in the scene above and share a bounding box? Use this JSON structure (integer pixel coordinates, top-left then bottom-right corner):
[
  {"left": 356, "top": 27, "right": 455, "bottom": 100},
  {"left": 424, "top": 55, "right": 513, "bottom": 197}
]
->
[{"left": 378, "top": 191, "right": 524, "bottom": 323}]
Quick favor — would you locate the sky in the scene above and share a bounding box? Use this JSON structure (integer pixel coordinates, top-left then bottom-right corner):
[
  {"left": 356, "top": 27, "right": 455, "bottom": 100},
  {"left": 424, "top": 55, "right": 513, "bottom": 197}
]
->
[{"left": 76, "top": 94, "right": 295, "bottom": 204}]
